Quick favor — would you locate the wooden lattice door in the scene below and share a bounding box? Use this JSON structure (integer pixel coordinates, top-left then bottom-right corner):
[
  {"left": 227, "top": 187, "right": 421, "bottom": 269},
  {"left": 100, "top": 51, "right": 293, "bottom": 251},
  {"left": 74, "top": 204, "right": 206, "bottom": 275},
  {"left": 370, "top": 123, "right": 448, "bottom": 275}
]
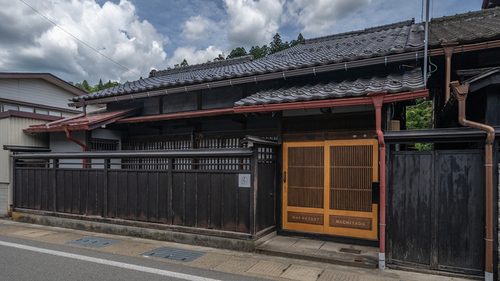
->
[{"left": 283, "top": 139, "right": 378, "bottom": 240}]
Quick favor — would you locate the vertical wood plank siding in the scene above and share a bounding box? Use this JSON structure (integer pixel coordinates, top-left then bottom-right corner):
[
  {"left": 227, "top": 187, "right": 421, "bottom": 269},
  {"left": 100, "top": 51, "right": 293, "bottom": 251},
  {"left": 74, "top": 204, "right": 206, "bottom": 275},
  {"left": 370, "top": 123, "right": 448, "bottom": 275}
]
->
[
  {"left": 13, "top": 146, "right": 276, "bottom": 235},
  {"left": 387, "top": 150, "right": 484, "bottom": 275}
]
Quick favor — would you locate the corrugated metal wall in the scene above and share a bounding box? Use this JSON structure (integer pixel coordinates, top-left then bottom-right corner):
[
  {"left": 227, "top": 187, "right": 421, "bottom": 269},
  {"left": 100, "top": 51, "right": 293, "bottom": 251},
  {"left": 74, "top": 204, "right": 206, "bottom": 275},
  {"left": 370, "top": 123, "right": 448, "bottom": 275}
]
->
[{"left": 0, "top": 117, "right": 48, "bottom": 216}]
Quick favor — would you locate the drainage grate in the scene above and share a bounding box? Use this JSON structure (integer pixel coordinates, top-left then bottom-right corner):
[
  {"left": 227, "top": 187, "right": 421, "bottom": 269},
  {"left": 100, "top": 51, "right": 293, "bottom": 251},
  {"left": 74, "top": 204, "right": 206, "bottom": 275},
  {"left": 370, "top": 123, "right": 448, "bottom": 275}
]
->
[
  {"left": 141, "top": 247, "right": 206, "bottom": 263},
  {"left": 0, "top": 224, "right": 6, "bottom": 227},
  {"left": 65, "top": 236, "right": 121, "bottom": 248},
  {"left": 339, "top": 248, "right": 361, "bottom": 254}
]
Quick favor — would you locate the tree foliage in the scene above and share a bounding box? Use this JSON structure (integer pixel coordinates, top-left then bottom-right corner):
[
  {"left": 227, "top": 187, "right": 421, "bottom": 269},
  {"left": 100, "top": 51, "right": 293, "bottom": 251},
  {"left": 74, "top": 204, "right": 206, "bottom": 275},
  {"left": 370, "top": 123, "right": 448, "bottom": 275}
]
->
[
  {"left": 213, "top": 53, "right": 226, "bottom": 61},
  {"left": 225, "top": 33, "right": 303, "bottom": 60},
  {"left": 70, "top": 79, "right": 120, "bottom": 93},
  {"left": 406, "top": 98, "right": 433, "bottom": 150},
  {"left": 249, "top": 45, "right": 270, "bottom": 59},
  {"left": 269, "top": 33, "right": 290, "bottom": 54},
  {"left": 290, "top": 33, "right": 304, "bottom": 47},
  {"left": 226, "top": 47, "right": 247, "bottom": 59}
]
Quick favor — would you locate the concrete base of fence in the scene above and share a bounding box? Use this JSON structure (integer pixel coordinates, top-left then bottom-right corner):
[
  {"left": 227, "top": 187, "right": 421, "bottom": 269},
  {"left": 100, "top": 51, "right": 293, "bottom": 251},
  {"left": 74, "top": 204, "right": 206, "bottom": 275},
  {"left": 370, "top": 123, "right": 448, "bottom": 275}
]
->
[{"left": 11, "top": 210, "right": 274, "bottom": 252}]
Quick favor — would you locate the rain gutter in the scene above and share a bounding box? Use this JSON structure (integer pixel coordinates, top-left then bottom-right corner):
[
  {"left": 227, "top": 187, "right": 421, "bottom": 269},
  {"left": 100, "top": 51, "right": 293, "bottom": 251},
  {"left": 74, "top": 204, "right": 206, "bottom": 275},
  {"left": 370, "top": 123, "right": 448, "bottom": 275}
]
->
[
  {"left": 116, "top": 90, "right": 429, "bottom": 124},
  {"left": 450, "top": 81, "right": 495, "bottom": 281},
  {"left": 368, "top": 91, "right": 387, "bottom": 271},
  {"left": 423, "top": 0, "right": 430, "bottom": 86}
]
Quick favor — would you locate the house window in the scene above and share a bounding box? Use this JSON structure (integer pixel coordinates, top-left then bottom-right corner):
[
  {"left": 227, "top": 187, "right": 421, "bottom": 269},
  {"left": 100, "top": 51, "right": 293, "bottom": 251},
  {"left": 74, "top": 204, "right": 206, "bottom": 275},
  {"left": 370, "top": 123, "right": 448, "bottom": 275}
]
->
[{"left": 90, "top": 138, "right": 119, "bottom": 151}]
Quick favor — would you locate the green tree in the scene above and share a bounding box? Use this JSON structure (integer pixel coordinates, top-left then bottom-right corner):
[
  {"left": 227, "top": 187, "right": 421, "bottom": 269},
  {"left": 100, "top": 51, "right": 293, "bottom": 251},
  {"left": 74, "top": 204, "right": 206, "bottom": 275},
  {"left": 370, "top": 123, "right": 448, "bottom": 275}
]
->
[
  {"left": 226, "top": 47, "right": 247, "bottom": 59},
  {"left": 97, "top": 79, "right": 104, "bottom": 91},
  {"left": 406, "top": 98, "right": 433, "bottom": 150},
  {"left": 269, "top": 33, "right": 289, "bottom": 54},
  {"left": 180, "top": 59, "right": 189, "bottom": 67},
  {"left": 213, "top": 53, "right": 225, "bottom": 61},
  {"left": 249, "top": 45, "right": 270, "bottom": 59},
  {"left": 104, "top": 80, "right": 120, "bottom": 89},
  {"left": 290, "top": 33, "right": 304, "bottom": 47},
  {"left": 74, "top": 80, "right": 93, "bottom": 93}
]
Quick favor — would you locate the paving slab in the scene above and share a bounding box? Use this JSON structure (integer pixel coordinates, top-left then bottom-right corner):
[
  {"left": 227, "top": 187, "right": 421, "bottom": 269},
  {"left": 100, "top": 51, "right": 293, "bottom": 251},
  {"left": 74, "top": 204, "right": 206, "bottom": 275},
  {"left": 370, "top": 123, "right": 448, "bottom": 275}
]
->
[
  {"left": 315, "top": 242, "right": 348, "bottom": 259},
  {"left": 212, "top": 257, "right": 260, "bottom": 274},
  {"left": 187, "top": 253, "right": 232, "bottom": 269},
  {"left": 280, "top": 264, "right": 323, "bottom": 281},
  {"left": 257, "top": 235, "right": 300, "bottom": 251},
  {"left": 286, "top": 239, "right": 325, "bottom": 255},
  {"left": 246, "top": 260, "right": 290, "bottom": 277}
]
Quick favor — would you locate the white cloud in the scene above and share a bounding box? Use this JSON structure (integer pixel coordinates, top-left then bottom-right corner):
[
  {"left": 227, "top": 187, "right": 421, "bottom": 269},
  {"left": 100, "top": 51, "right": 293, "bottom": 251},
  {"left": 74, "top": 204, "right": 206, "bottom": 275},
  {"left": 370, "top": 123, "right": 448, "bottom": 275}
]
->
[
  {"left": 182, "top": 15, "right": 211, "bottom": 41},
  {"left": 284, "top": 0, "right": 371, "bottom": 36},
  {"left": 167, "top": 45, "right": 223, "bottom": 67},
  {"left": 0, "top": 0, "right": 169, "bottom": 85},
  {"left": 224, "top": 0, "right": 285, "bottom": 48}
]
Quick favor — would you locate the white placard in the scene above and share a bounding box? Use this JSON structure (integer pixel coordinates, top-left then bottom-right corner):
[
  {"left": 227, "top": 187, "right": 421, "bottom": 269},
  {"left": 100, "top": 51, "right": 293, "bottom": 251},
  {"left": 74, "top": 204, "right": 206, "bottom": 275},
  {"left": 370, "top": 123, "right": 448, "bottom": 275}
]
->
[{"left": 238, "top": 174, "right": 251, "bottom": 188}]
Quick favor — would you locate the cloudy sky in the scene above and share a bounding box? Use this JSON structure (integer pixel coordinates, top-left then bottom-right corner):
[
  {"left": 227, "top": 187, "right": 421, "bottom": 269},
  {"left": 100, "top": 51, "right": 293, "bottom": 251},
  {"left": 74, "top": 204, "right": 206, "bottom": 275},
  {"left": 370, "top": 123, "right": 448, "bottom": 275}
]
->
[{"left": 0, "top": 0, "right": 480, "bottom": 85}]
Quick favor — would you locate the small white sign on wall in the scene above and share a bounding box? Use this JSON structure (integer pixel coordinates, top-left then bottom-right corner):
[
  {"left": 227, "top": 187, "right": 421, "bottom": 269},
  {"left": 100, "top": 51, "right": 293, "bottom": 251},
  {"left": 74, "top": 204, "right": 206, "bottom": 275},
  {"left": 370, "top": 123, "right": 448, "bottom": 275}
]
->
[{"left": 238, "top": 174, "right": 251, "bottom": 188}]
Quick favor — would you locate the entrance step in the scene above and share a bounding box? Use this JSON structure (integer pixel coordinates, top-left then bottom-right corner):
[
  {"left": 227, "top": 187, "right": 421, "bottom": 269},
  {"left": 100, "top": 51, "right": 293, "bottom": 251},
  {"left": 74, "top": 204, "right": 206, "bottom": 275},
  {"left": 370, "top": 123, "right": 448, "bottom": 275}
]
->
[{"left": 256, "top": 234, "right": 378, "bottom": 269}]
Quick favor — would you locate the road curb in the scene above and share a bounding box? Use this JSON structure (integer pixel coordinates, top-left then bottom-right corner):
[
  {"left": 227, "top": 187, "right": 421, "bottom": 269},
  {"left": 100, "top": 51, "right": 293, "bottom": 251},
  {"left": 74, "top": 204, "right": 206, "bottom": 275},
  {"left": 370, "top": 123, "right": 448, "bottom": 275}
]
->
[{"left": 11, "top": 211, "right": 256, "bottom": 252}]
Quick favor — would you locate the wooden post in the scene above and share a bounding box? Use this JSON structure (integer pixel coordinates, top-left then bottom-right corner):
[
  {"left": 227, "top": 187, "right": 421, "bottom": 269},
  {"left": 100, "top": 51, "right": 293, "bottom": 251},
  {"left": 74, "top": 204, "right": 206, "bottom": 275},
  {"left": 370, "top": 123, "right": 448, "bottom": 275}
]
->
[
  {"left": 52, "top": 158, "right": 57, "bottom": 212},
  {"left": 103, "top": 158, "right": 109, "bottom": 218},
  {"left": 167, "top": 157, "right": 173, "bottom": 224},
  {"left": 250, "top": 143, "right": 258, "bottom": 235}
]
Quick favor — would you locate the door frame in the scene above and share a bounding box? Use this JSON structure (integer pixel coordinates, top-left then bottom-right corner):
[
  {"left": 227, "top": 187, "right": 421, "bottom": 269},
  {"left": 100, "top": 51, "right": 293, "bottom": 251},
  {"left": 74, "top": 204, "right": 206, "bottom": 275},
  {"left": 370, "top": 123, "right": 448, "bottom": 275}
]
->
[{"left": 282, "top": 139, "right": 379, "bottom": 240}]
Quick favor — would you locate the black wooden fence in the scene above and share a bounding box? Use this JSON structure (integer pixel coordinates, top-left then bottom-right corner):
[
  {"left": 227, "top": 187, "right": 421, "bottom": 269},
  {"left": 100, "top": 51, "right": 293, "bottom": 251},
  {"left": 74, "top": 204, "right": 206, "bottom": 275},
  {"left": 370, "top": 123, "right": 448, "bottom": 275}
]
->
[
  {"left": 387, "top": 149, "right": 485, "bottom": 275},
  {"left": 13, "top": 144, "right": 277, "bottom": 237}
]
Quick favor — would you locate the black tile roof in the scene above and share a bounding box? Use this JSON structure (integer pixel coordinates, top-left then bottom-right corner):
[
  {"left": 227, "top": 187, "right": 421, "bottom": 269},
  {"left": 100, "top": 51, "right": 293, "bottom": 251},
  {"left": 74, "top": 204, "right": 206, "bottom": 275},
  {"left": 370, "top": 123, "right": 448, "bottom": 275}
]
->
[
  {"left": 234, "top": 68, "right": 424, "bottom": 106},
  {"left": 428, "top": 7, "right": 500, "bottom": 46},
  {"left": 72, "top": 8, "right": 500, "bottom": 103},
  {"left": 72, "top": 19, "right": 424, "bottom": 102}
]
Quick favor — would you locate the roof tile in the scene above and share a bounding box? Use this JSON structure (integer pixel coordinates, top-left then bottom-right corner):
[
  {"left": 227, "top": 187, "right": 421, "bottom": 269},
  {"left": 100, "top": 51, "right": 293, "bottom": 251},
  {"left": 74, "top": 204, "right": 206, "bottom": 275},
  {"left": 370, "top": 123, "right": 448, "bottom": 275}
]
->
[{"left": 234, "top": 68, "right": 424, "bottom": 106}]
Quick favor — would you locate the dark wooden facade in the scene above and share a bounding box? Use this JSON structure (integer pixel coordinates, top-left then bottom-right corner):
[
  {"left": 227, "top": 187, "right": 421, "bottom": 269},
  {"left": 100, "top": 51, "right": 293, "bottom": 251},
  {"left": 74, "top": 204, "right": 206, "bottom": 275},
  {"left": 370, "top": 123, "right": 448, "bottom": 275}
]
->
[
  {"left": 387, "top": 149, "right": 486, "bottom": 275},
  {"left": 13, "top": 144, "right": 278, "bottom": 238}
]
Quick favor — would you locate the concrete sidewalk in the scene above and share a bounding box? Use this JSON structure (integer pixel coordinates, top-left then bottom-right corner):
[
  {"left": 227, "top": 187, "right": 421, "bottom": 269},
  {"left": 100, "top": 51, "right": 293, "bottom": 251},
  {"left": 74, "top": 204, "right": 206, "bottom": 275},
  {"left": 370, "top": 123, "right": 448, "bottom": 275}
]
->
[
  {"left": 0, "top": 218, "right": 471, "bottom": 281},
  {"left": 256, "top": 235, "right": 378, "bottom": 269}
]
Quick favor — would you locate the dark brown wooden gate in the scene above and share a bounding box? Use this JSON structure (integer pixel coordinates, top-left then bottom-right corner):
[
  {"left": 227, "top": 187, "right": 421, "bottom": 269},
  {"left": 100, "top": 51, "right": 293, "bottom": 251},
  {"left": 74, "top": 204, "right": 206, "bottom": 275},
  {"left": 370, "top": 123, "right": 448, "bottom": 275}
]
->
[
  {"left": 12, "top": 140, "right": 278, "bottom": 239},
  {"left": 387, "top": 150, "right": 485, "bottom": 275}
]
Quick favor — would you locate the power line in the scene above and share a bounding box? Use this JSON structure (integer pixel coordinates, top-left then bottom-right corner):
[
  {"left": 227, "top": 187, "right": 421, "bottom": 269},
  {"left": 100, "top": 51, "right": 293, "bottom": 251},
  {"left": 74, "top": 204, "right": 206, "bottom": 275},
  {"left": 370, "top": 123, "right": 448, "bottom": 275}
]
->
[{"left": 18, "top": 0, "right": 141, "bottom": 78}]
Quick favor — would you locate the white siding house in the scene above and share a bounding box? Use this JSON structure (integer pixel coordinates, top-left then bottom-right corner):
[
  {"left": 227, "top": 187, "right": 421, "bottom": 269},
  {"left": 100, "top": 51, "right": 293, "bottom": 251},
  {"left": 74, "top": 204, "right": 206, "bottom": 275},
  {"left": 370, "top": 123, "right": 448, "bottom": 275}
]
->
[{"left": 0, "top": 73, "right": 87, "bottom": 217}]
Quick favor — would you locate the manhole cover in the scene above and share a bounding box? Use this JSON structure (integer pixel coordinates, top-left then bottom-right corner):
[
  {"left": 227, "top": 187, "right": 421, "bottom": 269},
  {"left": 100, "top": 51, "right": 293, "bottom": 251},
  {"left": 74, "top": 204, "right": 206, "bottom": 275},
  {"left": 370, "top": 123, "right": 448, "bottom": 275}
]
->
[
  {"left": 339, "top": 248, "right": 361, "bottom": 254},
  {"left": 141, "top": 247, "right": 206, "bottom": 262},
  {"left": 65, "top": 236, "right": 121, "bottom": 248}
]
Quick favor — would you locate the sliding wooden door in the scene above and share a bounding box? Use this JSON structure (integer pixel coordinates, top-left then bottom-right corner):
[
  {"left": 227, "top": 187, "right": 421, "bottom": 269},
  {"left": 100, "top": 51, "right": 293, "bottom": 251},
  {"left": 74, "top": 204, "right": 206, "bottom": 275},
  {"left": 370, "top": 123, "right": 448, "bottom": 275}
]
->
[{"left": 283, "top": 139, "right": 378, "bottom": 240}]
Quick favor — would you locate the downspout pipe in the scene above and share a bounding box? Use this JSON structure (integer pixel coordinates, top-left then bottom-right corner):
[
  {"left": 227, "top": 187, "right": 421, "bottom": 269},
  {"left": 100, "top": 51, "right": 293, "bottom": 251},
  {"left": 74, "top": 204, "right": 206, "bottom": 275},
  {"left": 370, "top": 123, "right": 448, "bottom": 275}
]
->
[
  {"left": 423, "top": 0, "right": 430, "bottom": 86},
  {"left": 443, "top": 43, "right": 458, "bottom": 103},
  {"left": 63, "top": 125, "right": 86, "bottom": 152},
  {"left": 63, "top": 125, "right": 87, "bottom": 168},
  {"left": 368, "top": 91, "right": 387, "bottom": 271},
  {"left": 450, "top": 81, "right": 495, "bottom": 281}
]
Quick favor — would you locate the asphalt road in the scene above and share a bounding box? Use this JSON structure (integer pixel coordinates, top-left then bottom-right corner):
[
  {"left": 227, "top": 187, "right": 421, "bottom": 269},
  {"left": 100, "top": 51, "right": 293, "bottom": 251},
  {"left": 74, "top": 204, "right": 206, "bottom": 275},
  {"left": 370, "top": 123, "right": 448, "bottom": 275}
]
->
[{"left": 0, "top": 235, "right": 268, "bottom": 281}]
